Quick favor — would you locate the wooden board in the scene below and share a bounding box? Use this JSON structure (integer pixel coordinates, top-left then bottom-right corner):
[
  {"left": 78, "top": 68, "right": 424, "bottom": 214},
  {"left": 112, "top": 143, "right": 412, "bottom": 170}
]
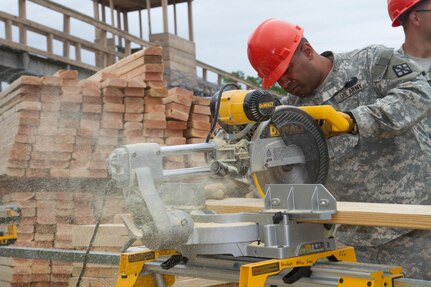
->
[
  {"left": 88, "top": 49, "right": 146, "bottom": 81},
  {"left": 206, "top": 198, "right": 431, "bottom": 230}
]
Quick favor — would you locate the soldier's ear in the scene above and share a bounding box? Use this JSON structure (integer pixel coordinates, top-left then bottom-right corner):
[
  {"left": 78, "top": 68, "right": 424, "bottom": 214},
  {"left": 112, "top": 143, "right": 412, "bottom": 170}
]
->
[
  {"left": 409, "top": 10, "right": 421, "bottom": 26},
  {"left": 301, "top": 42, "right": 313, "bottom": 59}
]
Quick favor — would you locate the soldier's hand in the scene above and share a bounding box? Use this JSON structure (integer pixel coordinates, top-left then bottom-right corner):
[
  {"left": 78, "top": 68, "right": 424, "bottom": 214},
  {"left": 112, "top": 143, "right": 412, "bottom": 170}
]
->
[{"left": 319, "top": 112, "right": 355, "bottom": 138}]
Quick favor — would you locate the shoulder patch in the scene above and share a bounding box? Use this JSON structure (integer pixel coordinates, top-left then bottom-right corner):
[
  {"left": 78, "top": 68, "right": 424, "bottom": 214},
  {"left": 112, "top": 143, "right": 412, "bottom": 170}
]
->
[{"left": 392, "top": 63, "right": 413, "bottom": 77}]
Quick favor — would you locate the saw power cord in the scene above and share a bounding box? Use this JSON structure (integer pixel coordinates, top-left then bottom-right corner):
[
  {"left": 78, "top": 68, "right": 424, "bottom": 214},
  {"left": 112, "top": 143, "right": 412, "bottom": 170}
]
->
[
  {"left": 76, "top": 179, "right": 114, "bottom": 287},
  {"left": 205, "top": 83, "right": 240, "bottom": 142}
]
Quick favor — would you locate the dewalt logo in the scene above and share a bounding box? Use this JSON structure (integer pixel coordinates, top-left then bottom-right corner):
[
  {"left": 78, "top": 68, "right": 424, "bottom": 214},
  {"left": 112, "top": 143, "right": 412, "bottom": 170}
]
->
[
  {"left": 259, "top": 102, "right": 275, "bottom": 109},
  {"left": 269, "top": 125, "right": 280, "bottom": 137}
]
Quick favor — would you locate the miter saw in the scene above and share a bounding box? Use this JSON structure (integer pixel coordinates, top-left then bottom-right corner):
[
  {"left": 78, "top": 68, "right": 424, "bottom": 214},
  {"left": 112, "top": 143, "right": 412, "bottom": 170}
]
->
[{"left": 106, "top": 87, "right": 381, "bottom": 287}]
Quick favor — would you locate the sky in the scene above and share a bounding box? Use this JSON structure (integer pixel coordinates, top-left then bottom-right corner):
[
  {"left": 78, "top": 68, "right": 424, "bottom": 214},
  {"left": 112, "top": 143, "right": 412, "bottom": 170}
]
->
[{"left": 1, "top": 0, "right": 405, "bottom": 79}]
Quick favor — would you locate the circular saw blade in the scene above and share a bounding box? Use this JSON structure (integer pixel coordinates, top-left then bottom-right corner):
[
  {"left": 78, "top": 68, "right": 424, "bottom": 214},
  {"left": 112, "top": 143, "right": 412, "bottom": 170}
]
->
[
  {"left": 252, "top": 106, "right": 328, "bottom": 195},
  {"left": 252, "top": 165, "right": 308, "bottom": 194}
]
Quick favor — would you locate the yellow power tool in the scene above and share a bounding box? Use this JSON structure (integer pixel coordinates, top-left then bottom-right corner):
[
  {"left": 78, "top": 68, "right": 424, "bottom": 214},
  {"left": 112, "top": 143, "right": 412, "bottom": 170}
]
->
[
  {"left": 0, "top": 205, "right": 21, "bottom": 246},
  {"left": 210, "top": 88, "right": 353, "bottom": 197}
]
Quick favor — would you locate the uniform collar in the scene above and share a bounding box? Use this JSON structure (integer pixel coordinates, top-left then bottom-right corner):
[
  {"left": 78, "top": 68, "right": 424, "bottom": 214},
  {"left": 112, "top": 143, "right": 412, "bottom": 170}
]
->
[{"left": 310, "top": 51, "right": 348, "bottom": 104}]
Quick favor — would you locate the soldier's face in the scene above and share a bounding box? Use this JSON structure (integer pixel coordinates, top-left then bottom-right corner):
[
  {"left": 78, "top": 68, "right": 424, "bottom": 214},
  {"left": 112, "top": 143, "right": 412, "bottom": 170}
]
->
[{"left": 276, "top": 44, "right": 320, "bottom": 98}]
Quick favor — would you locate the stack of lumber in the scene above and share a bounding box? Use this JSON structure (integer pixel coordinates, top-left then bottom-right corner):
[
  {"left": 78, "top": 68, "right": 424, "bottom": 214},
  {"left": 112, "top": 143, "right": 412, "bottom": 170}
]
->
[
  {"left": 88, "top": 46, "right": 164, "bottom": 82},
  {"left": 0, "top": 46, "right": 219, "bottom": 286},
  {"left": 0, "top": 187, "right": 127, "bottom": 287},
  {"left": 184, "top": 96, "right": 212, "bottom": 167},
  {"left": 0, "top": 72, "right": 107, "bottom": 178},
  {"left": 0, "top": 47, "right": 213, "bottom": 178},
  {"left": 185, "top": 96, "right": 212, "bottom": 143},
  {"left": 162, "top": 87, "right": 193, "bottom": 169}
]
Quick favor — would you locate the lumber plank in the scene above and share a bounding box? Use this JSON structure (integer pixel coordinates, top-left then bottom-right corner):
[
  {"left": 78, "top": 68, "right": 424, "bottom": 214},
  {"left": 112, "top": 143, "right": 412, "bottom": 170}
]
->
[
  {"left": 88, "top": 49, "right": 146, "bottom": 81},
  {"left": 206, "top": 198, "right": 431, "bottom": 230}
]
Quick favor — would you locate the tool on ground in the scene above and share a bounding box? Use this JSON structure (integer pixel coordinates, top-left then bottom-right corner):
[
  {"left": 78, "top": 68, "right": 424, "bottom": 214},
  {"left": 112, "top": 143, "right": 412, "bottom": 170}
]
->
[{"left": 0, "top": 204, "right": 21, "bottom": 246}]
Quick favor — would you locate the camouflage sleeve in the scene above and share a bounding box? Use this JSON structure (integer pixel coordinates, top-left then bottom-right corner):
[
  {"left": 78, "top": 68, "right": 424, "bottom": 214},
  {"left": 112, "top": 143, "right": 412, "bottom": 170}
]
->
[{"left": 350, "top": 54, "right": 431, "bottom": 139}]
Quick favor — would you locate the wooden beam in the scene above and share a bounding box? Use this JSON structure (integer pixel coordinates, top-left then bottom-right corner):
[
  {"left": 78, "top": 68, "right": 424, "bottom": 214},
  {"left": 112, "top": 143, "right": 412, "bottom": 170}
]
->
[
  {"left": 124, "top": 11, "right": 131, "bottom": 55},
  {"left": 76, "top": 43, "right": 81, "bottom": 62},
  {"left": 138, "top": 9, "right": 143, "bottom": 40},
  {"left": 28, "top": 0, "right": 150, "bottom": 47},
  {"left": 47, "top": 33, "right": 53, "bottom": 54},
  {"left": 116, "top": 8, "right": 122, "bottom": 48},
  {"left": 187, "top": 0, "right": 193, "bottom": 41},
  {"left": 162, "top": 0, "right": 168, "bottom": 33},
  {"left": 101, "top": 2, "right": 106, "bottom": 23},
  {"left": 93, "top": 0, "right": 99, "bottom": 21},
  {"left": 202, "top": 68, "right": 207, "bottom": 81},
  {"left": 109, "top": 0, "right": 115, "bottom": 27},
  {"left": 0, "top": 38, "right": 99, "bottom": 72},
  {"left": 173, "top": 0, "right": 178, "bottom": 36},
  {"left": 93, "top": 0, "right": 101, "bottom": 40},
  {"left": 63, "top": 14, "right": 70, "bottom": 58},
  {"left": 18, "top": 0, "right": 27, "bottom": 45},
  {"left": 88, "top": 48, "right": 146, "bottom": 81},
  {"left": 146, "top": 0, "right": 152, "bottom": 37},
  {"left": 0, "top": 11, "right": 118, "bottom": 57},
  {"left": 5, "top": 19, "right": 12, "bottom": 41},
  {"left": 206, "top": 198, "right": 431, "bottom": 230}
]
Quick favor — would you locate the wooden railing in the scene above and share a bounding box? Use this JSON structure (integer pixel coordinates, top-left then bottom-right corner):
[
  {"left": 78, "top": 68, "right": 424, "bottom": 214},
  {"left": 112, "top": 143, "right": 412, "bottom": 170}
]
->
[
  {"left": 197, "top": 60, "right": 261, "bottom": 90},
  {"left": 0, "top": 0, "right": 263, "bottom": 90}
]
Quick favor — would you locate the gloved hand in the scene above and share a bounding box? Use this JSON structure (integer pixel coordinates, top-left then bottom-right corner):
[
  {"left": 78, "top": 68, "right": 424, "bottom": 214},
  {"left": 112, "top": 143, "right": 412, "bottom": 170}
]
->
[{"left": 319, "top": 111, "right": 356, "bottom": 138}]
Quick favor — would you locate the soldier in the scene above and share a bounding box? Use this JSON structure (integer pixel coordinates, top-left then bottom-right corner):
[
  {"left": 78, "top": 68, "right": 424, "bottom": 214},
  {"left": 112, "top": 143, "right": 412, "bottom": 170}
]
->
[
  {"left": 247, "top": 18, "right": 431, "bottom": 279},
  {"left": 388, "top": 0, "right": 431, "bottom": 82}
]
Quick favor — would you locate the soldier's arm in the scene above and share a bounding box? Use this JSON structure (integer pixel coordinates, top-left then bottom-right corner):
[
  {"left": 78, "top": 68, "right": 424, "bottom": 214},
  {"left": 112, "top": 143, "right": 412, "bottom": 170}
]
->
[{"left": 349, "top": 54, "right": 431, "bottom": 139}]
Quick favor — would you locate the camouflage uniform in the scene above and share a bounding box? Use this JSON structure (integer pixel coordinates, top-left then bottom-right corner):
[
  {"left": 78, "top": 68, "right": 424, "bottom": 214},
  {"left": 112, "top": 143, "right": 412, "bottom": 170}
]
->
[
  {"left": 397, "top": 46, "right": 431, "bottom": 83},
  {"left": 287, "top": 45, "right": 431, "bottom": 279}
]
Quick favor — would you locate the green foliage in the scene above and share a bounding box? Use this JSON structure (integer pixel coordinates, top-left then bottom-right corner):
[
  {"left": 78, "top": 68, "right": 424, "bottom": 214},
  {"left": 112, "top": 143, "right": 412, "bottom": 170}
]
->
[{"left": 224, "top": 71, "right": 286, "bottom": 96}]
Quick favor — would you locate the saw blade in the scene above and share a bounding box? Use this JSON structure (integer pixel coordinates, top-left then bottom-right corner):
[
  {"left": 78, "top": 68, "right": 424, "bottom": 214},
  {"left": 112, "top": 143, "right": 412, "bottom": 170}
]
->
[
  {"left": 252, "top": 106, "right": 328, "bottom": 194},
  {"left": 252, "top": 165, "right": 308, "bottom": 196}
]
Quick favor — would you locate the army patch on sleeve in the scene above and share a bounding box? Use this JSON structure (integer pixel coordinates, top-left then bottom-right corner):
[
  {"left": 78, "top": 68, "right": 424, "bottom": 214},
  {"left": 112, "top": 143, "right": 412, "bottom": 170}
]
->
[{"left": 392, "top": 63, "right": 413, "bottom": 77}]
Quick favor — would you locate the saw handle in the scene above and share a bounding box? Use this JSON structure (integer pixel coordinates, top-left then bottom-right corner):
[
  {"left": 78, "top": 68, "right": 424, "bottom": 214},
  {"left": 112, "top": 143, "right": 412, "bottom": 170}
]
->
[{"left": 299, "top": 105, "right": 355, "bottom": 138}]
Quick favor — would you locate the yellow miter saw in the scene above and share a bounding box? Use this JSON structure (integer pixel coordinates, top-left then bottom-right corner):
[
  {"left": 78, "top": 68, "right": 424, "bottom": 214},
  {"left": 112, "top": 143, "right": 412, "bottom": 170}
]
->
[{"left": 107, "top": 86, "right": 364, "bottom": 287}]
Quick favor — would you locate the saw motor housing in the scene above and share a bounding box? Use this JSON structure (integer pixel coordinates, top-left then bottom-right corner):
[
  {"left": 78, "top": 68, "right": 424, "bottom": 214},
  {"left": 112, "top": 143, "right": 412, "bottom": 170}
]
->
[{"left": 210, "top": 89, "right": 276, "bottom": 126}]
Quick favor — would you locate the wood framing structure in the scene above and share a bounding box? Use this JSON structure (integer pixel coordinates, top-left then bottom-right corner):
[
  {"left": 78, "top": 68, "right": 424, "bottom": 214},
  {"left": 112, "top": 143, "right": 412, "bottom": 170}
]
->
[
  {"left": 0, "top": 0, "right": 261, "bottom": 91},
  {"left": 94, "top": 0, "right": 194, "bottom": 41}
]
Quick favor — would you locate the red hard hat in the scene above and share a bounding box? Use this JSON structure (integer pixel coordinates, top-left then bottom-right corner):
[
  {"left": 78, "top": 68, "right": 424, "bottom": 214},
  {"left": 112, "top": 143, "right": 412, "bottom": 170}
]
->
[
  {"left": 247, "top": 19, "right": 304, "bottom": 89},
  {"left": 388, "top": 0, "right": 422, "bottom": 27}
]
